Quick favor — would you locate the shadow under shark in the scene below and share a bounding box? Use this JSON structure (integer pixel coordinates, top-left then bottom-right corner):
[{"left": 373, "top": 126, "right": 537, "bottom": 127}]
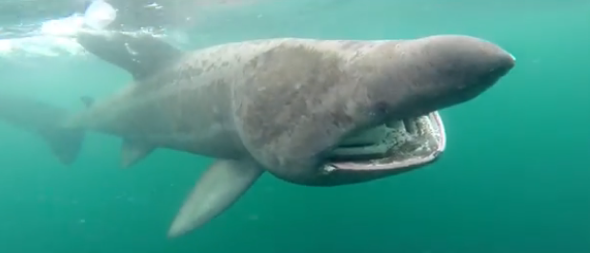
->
[{"left": 0, "top": 31, "right": 515, "bottom": 238}]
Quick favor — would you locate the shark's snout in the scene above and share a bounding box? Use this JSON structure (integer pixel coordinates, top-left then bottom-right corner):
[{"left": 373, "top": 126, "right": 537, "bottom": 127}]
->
[
  {"left": 487, "top": 45, "right": 516, "bottom": 78},
  {"left": 381, "top": 35, "right": 517, "bottom": 118},
  {"left": 508, "top": 52, "right": 517, "bottom": 62}
]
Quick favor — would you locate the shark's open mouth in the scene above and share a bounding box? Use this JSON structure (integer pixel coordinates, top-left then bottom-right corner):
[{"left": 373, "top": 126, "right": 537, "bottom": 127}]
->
[{"left": 325, "top": 111, "right": 446, "bottom": 172}]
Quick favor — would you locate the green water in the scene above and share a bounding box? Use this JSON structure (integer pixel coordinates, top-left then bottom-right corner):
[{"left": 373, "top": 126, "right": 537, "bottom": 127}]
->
[{"left": 0, "top": 1, "right": 589, "bottom": 252}]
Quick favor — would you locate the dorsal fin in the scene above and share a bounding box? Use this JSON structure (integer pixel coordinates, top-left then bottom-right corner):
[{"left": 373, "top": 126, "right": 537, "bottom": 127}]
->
[{"left": 76, "top": 31, "right": 183, "bottom": 80}]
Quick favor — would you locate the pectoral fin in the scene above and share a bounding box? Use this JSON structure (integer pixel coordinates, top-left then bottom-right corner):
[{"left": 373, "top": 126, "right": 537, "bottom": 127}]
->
[
  {"left": 168, "top": 159, "right": 263, "bottom": 238},
  {"left": 120, "top": 139, "right": 155, "bottom": 168}
]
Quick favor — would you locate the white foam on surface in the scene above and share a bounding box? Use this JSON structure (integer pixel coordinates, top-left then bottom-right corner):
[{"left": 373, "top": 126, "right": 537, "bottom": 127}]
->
[
  {"left": 0, "top": 0, "right": 121, "bottom": 60},
  {"left": 83, "top": 0, "right": 118, "bottom": 30}
]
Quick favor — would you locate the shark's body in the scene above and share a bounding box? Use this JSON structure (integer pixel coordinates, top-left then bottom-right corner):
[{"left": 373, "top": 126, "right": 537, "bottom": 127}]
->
[
  {"left": 0, "top": 31, "right": 515, "bottom": 238},
  {"left": 73, "top": 38, "right": 441, "bottom": 167}
]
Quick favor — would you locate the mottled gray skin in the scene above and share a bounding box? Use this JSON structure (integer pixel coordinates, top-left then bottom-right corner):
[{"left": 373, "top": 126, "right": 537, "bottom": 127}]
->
[
  {"left": 235, "top": 37, "right": 513, "bottom": 185},
  {"left": 72, "top": 34, "right": 514, "bottom": 186},
  {"left": 0, "top": 32, "right": 514, "bottom": 238}
]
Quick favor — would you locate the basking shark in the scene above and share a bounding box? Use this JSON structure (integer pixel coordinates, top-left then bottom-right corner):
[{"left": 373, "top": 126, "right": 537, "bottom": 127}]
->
[{"left": 0, "top": 31, "right": 515, "bottom": 237}]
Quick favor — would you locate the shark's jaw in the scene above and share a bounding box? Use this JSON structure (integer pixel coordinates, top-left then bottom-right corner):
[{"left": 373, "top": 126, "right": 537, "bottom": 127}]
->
[{"left": 325, "top": 111, "right": 446, "bottom": 173}]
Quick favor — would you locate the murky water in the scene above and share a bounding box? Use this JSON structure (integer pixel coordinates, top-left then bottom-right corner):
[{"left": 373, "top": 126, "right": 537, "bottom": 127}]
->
[{"left": 0, "top": 1, "right": 588, "bottom": 252}]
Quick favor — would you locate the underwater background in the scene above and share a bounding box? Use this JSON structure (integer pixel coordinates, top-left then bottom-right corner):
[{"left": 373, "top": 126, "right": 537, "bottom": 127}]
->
[{"left": 0, "top": 0, "right": 589, "bottom": 252}]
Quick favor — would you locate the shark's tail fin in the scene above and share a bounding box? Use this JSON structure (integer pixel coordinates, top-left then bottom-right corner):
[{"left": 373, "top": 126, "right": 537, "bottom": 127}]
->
[{"left": 0, "top": 93, "right": 84, "bottom": 165}]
